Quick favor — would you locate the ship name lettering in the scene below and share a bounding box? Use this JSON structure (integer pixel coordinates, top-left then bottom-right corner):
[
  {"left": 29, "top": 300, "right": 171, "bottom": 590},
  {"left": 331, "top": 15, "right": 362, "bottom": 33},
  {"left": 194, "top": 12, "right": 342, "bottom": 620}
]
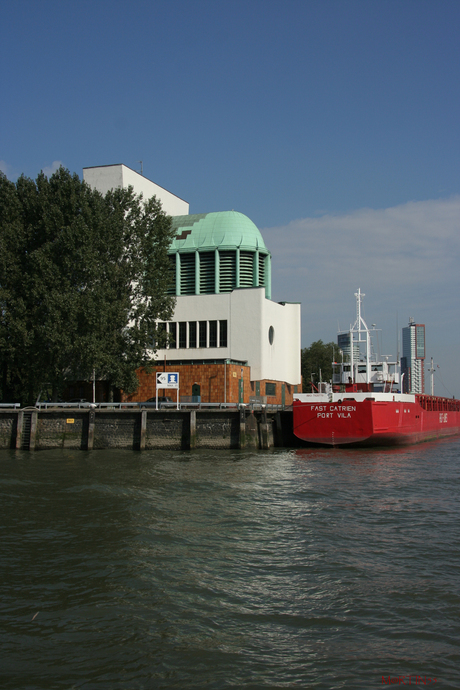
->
[{"left": 313, "top": 405, "right": 356, "bottom": 416}]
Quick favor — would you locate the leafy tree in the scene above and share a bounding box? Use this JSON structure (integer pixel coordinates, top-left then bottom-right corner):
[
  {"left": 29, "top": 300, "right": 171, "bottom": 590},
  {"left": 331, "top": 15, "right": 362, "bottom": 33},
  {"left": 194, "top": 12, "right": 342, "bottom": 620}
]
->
[
  {"left": 0, "top": 167, "right": 175, "bottom": 404},
  {"left": 301, "top": 340, "right": 336, "bottom": 392}
]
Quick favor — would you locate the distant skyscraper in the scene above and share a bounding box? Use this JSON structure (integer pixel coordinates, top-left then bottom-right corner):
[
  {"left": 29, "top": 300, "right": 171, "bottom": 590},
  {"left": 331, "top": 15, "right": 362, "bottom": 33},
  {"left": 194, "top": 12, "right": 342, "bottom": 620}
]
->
[{"left": 401, "top": 319, "right": 425, "bottom": 393}]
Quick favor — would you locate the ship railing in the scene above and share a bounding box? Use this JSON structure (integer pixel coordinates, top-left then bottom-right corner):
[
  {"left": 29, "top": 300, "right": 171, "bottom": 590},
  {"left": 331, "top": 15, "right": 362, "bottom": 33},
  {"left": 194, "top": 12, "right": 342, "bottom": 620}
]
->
[{"left": 418, "top": 395, "right": 460, "bottom": 412}]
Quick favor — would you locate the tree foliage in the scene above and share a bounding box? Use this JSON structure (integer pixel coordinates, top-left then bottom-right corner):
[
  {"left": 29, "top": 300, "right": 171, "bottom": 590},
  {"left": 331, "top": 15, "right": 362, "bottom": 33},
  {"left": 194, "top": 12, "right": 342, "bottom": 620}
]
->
[
  {"left": 0, "top": 167, "right": 175, "bottom": 404},
  {"left": 301, "top": 340, "right": 336, "bottom": 392}
]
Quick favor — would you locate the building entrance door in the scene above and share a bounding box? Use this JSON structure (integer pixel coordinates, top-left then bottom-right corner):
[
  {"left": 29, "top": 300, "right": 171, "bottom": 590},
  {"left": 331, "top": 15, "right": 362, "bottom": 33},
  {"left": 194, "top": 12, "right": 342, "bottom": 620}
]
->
[{"left": 192, "top": 383, "right": 201, "bottom": 402}]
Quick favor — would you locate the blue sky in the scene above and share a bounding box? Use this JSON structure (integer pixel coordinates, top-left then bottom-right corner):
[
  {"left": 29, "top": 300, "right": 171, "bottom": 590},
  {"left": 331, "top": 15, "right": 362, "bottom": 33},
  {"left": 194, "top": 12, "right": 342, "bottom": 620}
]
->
[{"left": 2, "top": 0, "right": 460, "bottom": 394}]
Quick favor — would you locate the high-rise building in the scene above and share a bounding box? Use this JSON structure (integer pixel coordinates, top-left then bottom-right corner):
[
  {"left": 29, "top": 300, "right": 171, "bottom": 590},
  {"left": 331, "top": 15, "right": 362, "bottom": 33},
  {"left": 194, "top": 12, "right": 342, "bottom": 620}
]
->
[{"left": 401, "top": 319, "right": 425, "bottom": 393}]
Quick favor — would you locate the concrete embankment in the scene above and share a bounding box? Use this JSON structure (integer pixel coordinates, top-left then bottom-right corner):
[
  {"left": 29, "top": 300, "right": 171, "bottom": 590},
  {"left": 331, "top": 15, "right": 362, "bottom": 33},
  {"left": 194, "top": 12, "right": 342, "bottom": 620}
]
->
[{"left": 0, "top": 407, "right": 300, "bottom": 451}]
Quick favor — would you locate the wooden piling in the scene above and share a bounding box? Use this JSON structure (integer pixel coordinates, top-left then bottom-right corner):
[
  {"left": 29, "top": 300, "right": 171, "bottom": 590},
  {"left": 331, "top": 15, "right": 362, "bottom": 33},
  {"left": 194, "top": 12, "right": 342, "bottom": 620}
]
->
[
  {"left": 189, "top": 410, "right": 197, "bottom": 449},
  {"left": 139, "top": 410, "right": 147, "bottom": 450}
]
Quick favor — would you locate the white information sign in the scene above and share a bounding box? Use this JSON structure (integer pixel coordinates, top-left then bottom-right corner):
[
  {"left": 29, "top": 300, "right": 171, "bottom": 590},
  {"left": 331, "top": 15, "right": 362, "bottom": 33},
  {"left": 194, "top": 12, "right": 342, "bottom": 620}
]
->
[{"left": 156, "top": 372, "right": 179, "bottom": 389}]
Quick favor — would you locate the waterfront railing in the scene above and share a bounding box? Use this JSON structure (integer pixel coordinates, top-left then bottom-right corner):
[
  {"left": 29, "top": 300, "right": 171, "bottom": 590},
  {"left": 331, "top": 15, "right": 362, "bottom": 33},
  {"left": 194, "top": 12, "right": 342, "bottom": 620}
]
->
[{"left": 32, "top": 401, "right": 289, "bottom": 412}]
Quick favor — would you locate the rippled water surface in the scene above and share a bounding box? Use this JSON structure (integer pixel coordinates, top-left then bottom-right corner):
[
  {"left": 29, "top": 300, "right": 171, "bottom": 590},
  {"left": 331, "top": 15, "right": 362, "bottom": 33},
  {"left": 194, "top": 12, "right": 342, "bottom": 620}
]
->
[{"left": 1, "top": 440, "right": 459, "bottom": 688}]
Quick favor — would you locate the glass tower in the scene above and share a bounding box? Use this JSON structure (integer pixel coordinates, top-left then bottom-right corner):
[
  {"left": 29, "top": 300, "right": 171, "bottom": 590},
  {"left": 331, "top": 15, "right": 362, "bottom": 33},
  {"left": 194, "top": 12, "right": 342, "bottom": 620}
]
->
[{"left": 401, "top": 319, "right": 425, "bottom": 393}]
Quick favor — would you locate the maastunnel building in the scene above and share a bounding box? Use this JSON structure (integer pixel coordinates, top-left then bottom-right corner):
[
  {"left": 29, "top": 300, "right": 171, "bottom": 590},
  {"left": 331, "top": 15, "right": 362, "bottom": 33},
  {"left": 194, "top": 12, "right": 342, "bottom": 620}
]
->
[{"left": 83, "top": 164, "right": 301, "bottom": 405}]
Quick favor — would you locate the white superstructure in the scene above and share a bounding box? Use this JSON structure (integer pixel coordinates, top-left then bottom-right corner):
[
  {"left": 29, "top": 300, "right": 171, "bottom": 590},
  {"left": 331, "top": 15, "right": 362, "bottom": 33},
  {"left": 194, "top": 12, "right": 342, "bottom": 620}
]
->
[{"left": 335, "top": 289, "right": 399, "bottom": 391}]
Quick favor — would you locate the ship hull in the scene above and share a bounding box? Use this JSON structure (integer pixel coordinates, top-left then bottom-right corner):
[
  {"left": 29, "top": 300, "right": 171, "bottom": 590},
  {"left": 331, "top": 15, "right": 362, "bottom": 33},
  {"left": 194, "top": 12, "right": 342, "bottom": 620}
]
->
[{"left": 293, "top": 397, "right": 460, "bottom": 447}]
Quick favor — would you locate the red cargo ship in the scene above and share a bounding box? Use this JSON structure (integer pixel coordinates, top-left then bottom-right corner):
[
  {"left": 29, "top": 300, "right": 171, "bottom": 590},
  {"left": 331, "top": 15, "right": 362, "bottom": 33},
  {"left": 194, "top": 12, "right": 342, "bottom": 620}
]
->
[{"left": 293, "top": 291, "right": 460, "bottom": 447}]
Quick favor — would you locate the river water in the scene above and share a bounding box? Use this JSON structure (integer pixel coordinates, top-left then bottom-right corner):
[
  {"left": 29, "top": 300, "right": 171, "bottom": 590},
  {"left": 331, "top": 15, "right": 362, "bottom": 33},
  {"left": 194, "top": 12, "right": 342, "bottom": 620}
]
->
[{"left": 1, "top": 440, "right": 459, "bottom": 689}]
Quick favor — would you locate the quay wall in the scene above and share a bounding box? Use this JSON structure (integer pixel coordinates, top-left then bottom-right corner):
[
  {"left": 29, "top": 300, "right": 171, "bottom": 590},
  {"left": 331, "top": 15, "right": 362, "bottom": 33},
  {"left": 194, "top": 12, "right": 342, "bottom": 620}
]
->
[
  {"left": 0, "top": 408, "right": 299, "bottom": 452},
  {"left": 0, "top": 413, "right": 17, "bottom": 449}
]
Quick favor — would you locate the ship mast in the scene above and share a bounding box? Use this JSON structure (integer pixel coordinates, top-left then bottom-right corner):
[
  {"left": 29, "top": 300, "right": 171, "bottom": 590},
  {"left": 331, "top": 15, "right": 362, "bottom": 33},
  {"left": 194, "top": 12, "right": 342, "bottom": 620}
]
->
[
  {"left": 428, "top": 357, "right": 435, "bottom": 396},
  {"left": 351, "top": 288, "right": 371, "bottom": 384},
  {"left": 334, "top": 290, "right": 400, "bottom": 391}
]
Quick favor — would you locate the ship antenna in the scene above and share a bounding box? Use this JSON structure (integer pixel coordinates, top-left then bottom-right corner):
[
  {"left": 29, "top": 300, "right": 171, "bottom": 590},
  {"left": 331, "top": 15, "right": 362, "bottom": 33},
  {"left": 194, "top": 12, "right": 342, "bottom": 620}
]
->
[{"left": 428, "top": 357, "right": 435, "bottom": 396}]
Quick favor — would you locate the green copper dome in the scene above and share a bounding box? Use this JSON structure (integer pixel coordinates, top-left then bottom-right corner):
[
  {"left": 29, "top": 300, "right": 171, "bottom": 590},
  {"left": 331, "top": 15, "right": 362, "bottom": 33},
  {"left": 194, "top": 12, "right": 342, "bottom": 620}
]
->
[
  {"left": 170, "top": 211, "right": 269, "bottom": 253},
  {"left": 168, "top": 211, "right": 271, "bottom": 299}
]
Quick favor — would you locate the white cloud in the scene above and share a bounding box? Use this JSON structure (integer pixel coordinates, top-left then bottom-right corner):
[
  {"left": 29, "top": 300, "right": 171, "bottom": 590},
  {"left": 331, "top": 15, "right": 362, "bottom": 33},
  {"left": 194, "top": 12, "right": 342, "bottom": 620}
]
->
[
  {"left": 262, "top": 196, "right": 460, "bottom": 396},
  {"left": 0, "top": 160, "right": 65, "bottom": 180},
  {"left": 0, "top": 160, "right": 19, "bottom": 179},
  {"left": 42, "top": 160, "right": 64, "bottom": 177}
]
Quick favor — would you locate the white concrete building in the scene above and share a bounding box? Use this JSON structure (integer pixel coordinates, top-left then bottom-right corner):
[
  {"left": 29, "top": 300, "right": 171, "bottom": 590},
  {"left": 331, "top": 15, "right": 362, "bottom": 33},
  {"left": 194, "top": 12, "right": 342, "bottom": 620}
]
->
[
  {"left": 155, "top": 210, "right": 301, "bottom": 387},
  {"left": 158, "top": 288, "right": 300, "bottom": 386},
  {"left": 84, "top": 165, "right": 301, "bottom": 403},
  {"left": 83, "top": 164, "right": 189, "bottom": 216}
]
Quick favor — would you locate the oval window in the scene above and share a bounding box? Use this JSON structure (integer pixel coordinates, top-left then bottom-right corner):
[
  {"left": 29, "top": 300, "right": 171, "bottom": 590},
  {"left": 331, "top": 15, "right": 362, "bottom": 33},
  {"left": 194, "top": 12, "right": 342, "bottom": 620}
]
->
[{"left": 268, "top": 326, "right": 274, "bottom": 345}]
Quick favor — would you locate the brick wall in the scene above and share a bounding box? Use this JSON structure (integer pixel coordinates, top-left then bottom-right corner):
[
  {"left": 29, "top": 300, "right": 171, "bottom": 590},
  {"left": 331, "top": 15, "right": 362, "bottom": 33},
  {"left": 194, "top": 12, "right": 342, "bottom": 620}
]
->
[{"left": 122, "top": 364, "right": 298, "bottom": 406}]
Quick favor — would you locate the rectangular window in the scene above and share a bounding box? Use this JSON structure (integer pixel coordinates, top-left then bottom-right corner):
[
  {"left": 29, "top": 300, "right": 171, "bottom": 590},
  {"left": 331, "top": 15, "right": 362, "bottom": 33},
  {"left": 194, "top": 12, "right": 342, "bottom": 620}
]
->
[
  {"left": 168, "top": 322, "right": 176, "bottom": 349},
  {"left": 179, "top": 322, "right": 186, "bottom": 348},
  {"left": 219, "top": 320, "right": 227, "bottom": 347},
  {"left": 189, "top": 321, "right": 197, "bottom": 348},
  {"left": 199, "top": 321, "right": 207, "bottom": 348},
  {"left": 209, "top": 321, "right": 217, "bottom": 347},
  {"left": 153, "top": 322, "right": 167, "bottom": 349},
  {"left": 265, "top": 382, "right": 276, "bottom": 397}
]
